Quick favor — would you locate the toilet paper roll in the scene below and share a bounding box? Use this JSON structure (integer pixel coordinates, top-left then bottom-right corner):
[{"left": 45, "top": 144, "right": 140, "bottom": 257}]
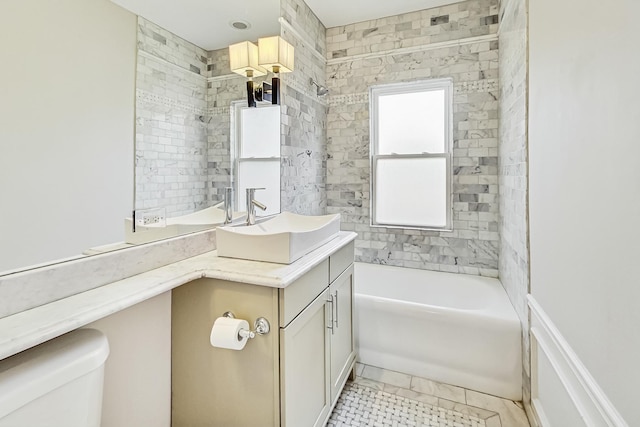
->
[{"left": 210, "top": 317, "right": 250, "bottom": 350}]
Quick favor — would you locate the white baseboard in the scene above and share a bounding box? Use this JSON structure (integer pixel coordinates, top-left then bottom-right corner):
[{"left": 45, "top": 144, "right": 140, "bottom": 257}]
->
[
  {"left": 528, "top": 296, "right": 628, "bottom": 427},
  {"left": 530, "top": 398, "right": 551, "bottom": 427},
  {"left": 524, "top": 399, "right": 542, "bottom": 427}
]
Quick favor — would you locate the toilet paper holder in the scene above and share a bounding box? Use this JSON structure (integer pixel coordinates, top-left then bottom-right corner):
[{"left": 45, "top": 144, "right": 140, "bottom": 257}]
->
[{"left": 222, "top": 311, "right": 270, "bottom": 339}]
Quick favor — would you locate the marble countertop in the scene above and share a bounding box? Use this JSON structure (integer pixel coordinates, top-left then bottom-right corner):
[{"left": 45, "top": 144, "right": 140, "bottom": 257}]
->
[{"left": 0, "top": 232, "right": 356, "bottom": 360}]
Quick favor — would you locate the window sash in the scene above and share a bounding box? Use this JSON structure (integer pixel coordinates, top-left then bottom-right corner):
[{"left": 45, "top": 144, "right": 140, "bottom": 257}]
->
[
  {"left": 371, "top": 153, "right": 452, "bottom": 230},
  {"left": 377, "top": 90, "right": 447, "bottom": 155},
  {"left": 370, "top": 79, "right": 453, "bottom": 157}
]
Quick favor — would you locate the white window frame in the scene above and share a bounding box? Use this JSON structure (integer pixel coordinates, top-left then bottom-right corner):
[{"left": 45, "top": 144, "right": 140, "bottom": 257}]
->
[
  {"left": 231, "top": 100, "right": 281, "bottom": 216},
  {"left": 369, "top": 79, "right": 453, "bottom": 231}
]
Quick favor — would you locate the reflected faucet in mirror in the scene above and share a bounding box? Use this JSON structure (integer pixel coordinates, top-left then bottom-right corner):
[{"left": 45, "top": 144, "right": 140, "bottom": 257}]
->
[{"left": 224, "top": 187, "right": 234, "bottom": 225}]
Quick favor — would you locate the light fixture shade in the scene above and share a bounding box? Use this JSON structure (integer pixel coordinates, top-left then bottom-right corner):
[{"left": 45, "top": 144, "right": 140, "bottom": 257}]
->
[
  {"left": 258, "top": 36, "right": 294, "bottom": 73},
  {"left": 229, "top": 41, "right": 267, "bottom": 77}
]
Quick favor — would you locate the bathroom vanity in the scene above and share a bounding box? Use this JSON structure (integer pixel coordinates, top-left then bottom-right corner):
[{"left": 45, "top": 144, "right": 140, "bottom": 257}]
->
[
  {"left": 171, "top": 239, "right": 355, "bottom": 427},
  {"left": 0, "top": 227, "right": 356, "bottom": 427}
]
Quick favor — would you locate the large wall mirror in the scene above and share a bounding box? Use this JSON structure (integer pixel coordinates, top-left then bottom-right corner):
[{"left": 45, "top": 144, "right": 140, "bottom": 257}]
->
[
  {"left": 0, "top": 0, "right": 282, "bottom": 276},
  {"left": 130, "top": 21, "right": 282, "bottom": 244}
]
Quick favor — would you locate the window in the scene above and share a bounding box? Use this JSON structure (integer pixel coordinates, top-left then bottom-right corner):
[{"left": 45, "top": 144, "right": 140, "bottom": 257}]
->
[
  {"left": 370, "top": 79, "right": 453, "bottom": 230},
  {"left": 232, "top": 102, "right": 281, "bottom": 217}
]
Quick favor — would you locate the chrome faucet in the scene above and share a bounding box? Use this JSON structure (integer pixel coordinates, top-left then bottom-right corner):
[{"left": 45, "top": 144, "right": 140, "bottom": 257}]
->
[
  {"left": 223, "top": 187, "right": 233, "bottom": 224},
  {"left": 246, "top": 187, "right": 267, "bottom": 225}
]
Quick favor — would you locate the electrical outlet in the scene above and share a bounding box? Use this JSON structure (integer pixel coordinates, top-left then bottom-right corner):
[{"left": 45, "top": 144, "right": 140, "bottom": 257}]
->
[
  {"left": 133, "top": 208, "right": 166, "bottom": 231},
  {"left": 142, "top": 214, "right": 163, "bottom": 225}
]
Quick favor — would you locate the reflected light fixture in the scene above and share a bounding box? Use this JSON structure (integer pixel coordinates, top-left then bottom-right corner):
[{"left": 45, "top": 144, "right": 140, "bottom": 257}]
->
[
  {"left": 229, "top": 41, "right": 267, "bottom": 107},
  {"left": 258, "top": 36, "right": 294, "bottom": 105}
]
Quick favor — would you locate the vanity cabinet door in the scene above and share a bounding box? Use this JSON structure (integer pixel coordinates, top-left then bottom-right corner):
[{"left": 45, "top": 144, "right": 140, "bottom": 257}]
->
[
  {"left": 280, "top": 289, "right": 331, "bottom": 427},
  {"left": 329, "top": 265, "right": 355, "bottom": 403}
]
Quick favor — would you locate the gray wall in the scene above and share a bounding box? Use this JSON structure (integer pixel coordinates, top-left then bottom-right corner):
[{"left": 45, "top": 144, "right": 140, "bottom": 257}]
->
[
  {"left": 529, "top": 0, "right": 640, "bottom": 423},
  {"left": 0, "top": 0, "right": 136, "bottom": 272}
]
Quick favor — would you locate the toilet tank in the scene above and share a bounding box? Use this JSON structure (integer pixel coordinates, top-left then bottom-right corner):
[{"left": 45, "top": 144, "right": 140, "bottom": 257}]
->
[{"left": 0, "top": 329, "right": 109, "bottom": 427}]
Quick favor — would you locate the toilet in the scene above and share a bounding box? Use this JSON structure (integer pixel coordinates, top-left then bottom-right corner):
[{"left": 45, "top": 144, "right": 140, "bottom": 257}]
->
[{"left": 0, "top": 329, "right": 109, "bottom": 427}]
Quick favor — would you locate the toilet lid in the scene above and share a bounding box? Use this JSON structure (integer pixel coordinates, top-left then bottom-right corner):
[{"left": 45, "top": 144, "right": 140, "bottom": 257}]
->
[{"left": 0, "top": 329, "right": 109, "bottom": 418}]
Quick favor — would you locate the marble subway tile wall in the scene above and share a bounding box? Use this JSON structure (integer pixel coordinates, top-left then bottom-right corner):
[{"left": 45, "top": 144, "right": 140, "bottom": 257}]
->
[
  {"left": 326, "top": 0, "right": 501, "bottom": 276},
  {"left": 498, "top": 0, "right": 530, "bottom": 404},
  {"left": 206, "top": 48, "right": 241, "bottom": 203},
  {"left": 279, "top": 0, "right": 328, "bottom": 215},
  {"left": 135, "top": 18, "right": 209, "bottom": 217}
]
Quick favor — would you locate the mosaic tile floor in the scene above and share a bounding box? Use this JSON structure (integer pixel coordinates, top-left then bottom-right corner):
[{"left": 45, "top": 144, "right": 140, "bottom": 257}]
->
[
  {"left": 328, "top": 382, "right": 486, "bottom": 426},
  {"left": 327, "top": 364, "right": 531, "bottom": 427}
]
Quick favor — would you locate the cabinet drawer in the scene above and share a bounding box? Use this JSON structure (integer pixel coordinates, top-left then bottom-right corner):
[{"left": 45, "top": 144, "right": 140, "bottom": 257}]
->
[
  {"left": 329, "top": 241, "right": 354, "bottom": 283},
  {"left": 279, "top": 259, "right": 329, "bottom": 327}
]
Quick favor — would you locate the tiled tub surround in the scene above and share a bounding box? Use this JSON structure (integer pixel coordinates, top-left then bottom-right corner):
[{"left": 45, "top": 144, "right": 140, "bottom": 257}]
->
[
  {"left": 498, "top": 0, "right": 531, "bottom": 409},
  {"left": 0, "top": 232, "right": 356, "bottom": 360},
  {"left": 136, "top": 18, "right": 210, "bottom": 218},
  {"left": 325, "top": 0, "right": 501, "bottom": 277},
  {"left": 355, "top": 263, "right": 521, "bottom": 400},
  {"left": 328, "top": 363, "right": 530, "bottom": 427},
  {"left": 279, "top": 0, "right": 329, "bottom": 215}
]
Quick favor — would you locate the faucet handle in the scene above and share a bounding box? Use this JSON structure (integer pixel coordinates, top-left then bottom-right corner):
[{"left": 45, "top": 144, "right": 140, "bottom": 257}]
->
[{"left": 246, "top": 187, "right": 265, "bottom": 200}]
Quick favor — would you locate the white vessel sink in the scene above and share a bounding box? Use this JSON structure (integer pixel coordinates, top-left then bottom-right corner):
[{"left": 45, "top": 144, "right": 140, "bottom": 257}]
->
[{"left": 216, "top": 212, "right": 341, "bottom": 264}]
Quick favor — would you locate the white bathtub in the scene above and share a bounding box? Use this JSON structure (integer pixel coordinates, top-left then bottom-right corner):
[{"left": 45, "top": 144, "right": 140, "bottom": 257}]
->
[{"left": 355, "top": 262, "right": 522, "bottom": 400}]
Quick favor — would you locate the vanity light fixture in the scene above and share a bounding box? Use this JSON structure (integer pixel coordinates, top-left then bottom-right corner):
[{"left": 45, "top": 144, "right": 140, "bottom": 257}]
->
[
  {"left": 228, "top": 41, "right": 267, "bottom": 108},
  {"left": 258, "top": 36, "right": 294, "bottom": 105},
  {"left": 229, "top": 36, "right": 294, "bottom": 107}
]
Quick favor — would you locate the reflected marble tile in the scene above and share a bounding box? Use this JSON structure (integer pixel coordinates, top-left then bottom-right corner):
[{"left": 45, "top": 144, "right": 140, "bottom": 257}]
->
[
  {"left": 466, "top": 389, "right": 530, "bottom": 427},
  {"left": 410, "top": 376, "right": 467, "bottom": 404},
  {"left": 361, "top": 364, "right": 412, "bottom": 389}
]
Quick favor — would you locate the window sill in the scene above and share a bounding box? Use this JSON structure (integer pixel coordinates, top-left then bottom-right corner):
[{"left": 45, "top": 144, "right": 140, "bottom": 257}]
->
[{"left": 370, "top": 223, "right": 453, "bottom": 233}]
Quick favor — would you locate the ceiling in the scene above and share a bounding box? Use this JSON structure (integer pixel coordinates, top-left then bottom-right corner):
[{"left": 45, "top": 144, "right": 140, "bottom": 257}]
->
[
  {"left": 305, "top": 0, "right": 461, "bottom": 28},
  {"left": 111, "top": 0, "right": 460, "bottom": 51}
]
